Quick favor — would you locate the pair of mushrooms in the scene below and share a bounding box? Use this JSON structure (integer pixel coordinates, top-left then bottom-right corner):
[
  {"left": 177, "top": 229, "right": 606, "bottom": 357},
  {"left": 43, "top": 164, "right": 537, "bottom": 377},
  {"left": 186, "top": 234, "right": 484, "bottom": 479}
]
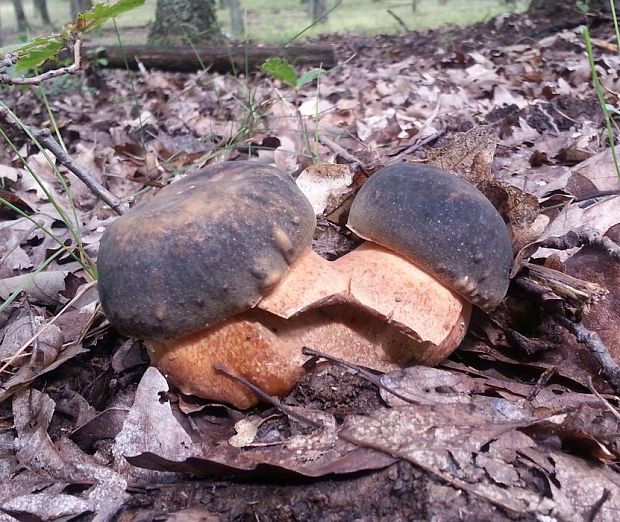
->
[{"left": 97, "top": 161, "right": 512, "bottom": 408}]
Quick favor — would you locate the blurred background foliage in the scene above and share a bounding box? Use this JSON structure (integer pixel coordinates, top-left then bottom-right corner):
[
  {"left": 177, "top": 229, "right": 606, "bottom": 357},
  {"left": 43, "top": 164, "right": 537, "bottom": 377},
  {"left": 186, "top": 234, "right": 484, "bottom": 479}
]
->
[{"left": 0, "top": 0, "right": 529, "bottom": 47}]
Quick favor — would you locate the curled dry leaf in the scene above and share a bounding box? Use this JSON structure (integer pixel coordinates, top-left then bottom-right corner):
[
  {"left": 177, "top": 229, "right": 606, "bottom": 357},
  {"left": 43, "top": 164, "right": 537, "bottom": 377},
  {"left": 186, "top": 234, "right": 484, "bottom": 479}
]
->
[
  {"left": 111, "top": 367, "right": 194, "bottom": 486},
  {"left": 228, "top": 416, "right": 263, "bottom": 448},
  {"left": 295, "top": 163, "right": 355, "bottom": 217},
  {"left": 427, "top": 126, "right": 543, "bottom": 250},
  {"left": 1, "top": 494, "right": 90, "bottom": 521}
]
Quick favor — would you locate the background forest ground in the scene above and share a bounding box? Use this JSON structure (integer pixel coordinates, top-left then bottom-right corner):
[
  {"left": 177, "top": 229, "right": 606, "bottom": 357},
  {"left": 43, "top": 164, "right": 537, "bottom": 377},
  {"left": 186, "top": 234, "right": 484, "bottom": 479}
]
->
[{"left": 0, "top": 0, "right": 528, "bottom": 44}]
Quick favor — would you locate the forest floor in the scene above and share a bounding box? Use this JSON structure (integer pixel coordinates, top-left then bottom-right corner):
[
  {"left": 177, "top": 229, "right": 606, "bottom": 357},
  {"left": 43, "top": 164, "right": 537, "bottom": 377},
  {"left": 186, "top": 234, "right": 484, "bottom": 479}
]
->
[{"left": 1, "top": 2, "right": 620, "bottom": 521}]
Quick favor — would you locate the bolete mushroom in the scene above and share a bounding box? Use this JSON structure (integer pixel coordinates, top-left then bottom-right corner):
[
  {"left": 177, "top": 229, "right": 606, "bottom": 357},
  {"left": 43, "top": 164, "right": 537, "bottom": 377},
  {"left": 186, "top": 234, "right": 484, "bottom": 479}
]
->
[
  {"left": 97, "top": 161, "right": 317, "bottom": 406},
  {"left": 97, "top": 161, "right": 512, "bottom": 409},
  {"left": 346, "top": 163, "right": 513, "bottom": 312}
]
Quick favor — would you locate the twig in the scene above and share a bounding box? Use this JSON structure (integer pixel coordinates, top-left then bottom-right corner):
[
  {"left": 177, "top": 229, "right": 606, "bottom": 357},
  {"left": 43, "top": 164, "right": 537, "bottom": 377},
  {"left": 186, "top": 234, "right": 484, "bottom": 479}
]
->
[
  {"left": 512, "top": 275, "right": 565, "bottom": 315},
  {"left": 387, "top": 9, "right": 410, "bottom": 32},
  {"left": 318, "top": 134, "right": 365, "bottom": 168},
  {"left": 0, "top": 39, "right": 83, "bottom": 86},
  {"left": 556, "top": 315, "right": 620, "bottom": 393},
  {"left": 523, "top": 262, "right": 607, "bottom": 312},
  {"left": 586, "top": 488, "right": 611, "bottom": 522},
  {"left": 0, "top": 107, "right": 126, "bottom": 215},
  {"left": 213, "top": 363, "right": 323, "bottom": 428},
  {"left": 541, "top": 190, "right": 620, "bottom": 212},
  {"left": 538, "top": 227, "right": 620, "bottom": 261},
  {"left": 587, "top": 377, "right": 620, "bottom": 422},
  {"left": 526, "top": 367, "right": 556, "bottom": 403},
  {"left": 388, "top": 127, "right": 446, "bottom": 157},
  {"left": 302, "top": 346, "right": 418, "bottom": 404}
]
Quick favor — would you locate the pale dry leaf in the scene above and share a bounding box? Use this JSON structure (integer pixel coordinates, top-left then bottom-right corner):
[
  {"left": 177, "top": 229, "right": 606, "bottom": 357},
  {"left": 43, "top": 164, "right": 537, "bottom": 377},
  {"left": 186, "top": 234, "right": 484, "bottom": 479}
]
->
[
  {"left": 1, "top": 493, "right": 90, "bottom": 520},
  {"left": 0, "top": 227, "right": 32, "bottom": 272},
  {"left": 228, "top": 417, "right": 262, "bottom": 448},
  {"left": 269, "top": 93, "right": 305, "bottom": 173},
  {"left": 127, "top": 405, "right": 395, "bottom": 478},
  {"left": 12, "top": 389, "right": 65, "bottom": 476},
  {"left": 571, "top": 147, "right": 620, "bottom": 192},
  {"left": 0, "top": 271, "right": 70, "bottom": 306},
  {"left": 296, "top": 163, "right": 355, "bottom": 216},
  {"left": 427, "top": 125, "right": 496, "bottom": 183},
  {"left": 0, "top": 164, "right": 20, "bottom": 183},
  {"left": 540, "top": 195, "right": 620, "bottom": 241},
  {"left": 340, "top": 406, "right": 556, "bottom": 517},
  {"left": 521, "top": 448, "right": 620, "bottom": 522},
  {"left": 0, "top": 344, "right": 89, "bottom": 403},
  {"left": 298, "top": 98, "right": 333, "bottom": 118},
  {"left": 25, "top": 151, "right": 58, "bottom": 185},
  {"left": 0, "top": 314, "right": 63, "bottom": 368},
  {"left": 112, "top": 367, "right": 194, "bottom": 485},
  {"left": 56, "top": 439, "right": 129, "bottom": 522}
]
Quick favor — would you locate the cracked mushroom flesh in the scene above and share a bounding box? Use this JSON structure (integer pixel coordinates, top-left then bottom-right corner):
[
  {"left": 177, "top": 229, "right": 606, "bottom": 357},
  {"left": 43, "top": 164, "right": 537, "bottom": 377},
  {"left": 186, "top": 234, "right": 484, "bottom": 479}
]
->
[{"left": 97, "top": 161, "right": 512, "bottom": 409}]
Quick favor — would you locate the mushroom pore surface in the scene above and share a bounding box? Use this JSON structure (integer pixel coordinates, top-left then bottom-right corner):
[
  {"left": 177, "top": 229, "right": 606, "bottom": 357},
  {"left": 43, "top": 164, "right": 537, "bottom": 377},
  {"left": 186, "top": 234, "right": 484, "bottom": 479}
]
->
[
  {"left": 347, "top": 163, "right": 512, "bottom": 310},
  {"left": 97, "top": 161, "right": 316, "bottom": 340}
]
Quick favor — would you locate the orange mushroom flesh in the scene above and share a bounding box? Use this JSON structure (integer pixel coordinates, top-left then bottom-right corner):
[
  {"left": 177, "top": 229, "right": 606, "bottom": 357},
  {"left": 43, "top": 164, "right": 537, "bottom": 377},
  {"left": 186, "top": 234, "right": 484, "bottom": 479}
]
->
[{"left": 147, "top": 244, "right": 471, "bottom": 409}]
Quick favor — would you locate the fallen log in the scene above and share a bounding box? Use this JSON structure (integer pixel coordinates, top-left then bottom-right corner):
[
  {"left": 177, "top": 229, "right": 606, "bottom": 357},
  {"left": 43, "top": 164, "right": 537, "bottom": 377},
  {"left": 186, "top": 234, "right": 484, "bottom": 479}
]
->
[{"left": 84, "top": 44, "right": 337, "bottom": 73}]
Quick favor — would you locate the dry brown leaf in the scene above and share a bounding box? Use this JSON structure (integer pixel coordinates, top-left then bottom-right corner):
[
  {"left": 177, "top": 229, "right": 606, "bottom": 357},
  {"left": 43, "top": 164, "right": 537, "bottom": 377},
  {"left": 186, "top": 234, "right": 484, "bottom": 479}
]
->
[{"left": 0, "top": 271, "right": 71, "bottom": 306}]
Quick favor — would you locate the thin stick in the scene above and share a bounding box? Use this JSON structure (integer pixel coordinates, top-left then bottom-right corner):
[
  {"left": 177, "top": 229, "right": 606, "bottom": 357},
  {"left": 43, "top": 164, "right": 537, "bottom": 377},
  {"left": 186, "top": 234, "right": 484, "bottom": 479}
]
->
[
  {"left": 0, "top": 106, "right": 126, "bottom": 215},
  {"left": 301, "top": 346, "right": 418, "bottom": 404},
  {"left": 587, "top": 488, "right": 611, "bottom": 522},
  {"left": 0, "top": 39, "right": 83, "bottom": 86},
  {"left": 556, "top": 315, "right": 620, "bottom": 393},
  {"left": 213, "top": 363, "right": 322, "bottom": 428},
  {"left": 587, "top": 377, "right": 620, "bottom": 422},
  {"left": 387, "top": 9, "right": 410, "bottom": 32},
  {"left": 319, "top": 135, "right": 365, "bottom": 167},
  {"left": 389, "top": 127, "right": 446, "bottom": 157},
  {"left": 538, "top": 227, "right": 620, "bottom": 261}
]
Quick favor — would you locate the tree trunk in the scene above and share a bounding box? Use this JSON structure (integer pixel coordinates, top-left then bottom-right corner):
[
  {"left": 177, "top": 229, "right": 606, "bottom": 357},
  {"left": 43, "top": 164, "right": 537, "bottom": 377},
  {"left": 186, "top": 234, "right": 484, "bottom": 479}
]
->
[
  {"left": 34, "top": 0, "right": 52, "bottom": 25},
  {"left": 309, "top": 0, "right": 328, "bottom": 24},
  {"left": 149, "top": 0, "right": 219, "bottom": 45},
  {"left": 12, "top": 0, "right": 29, "bottom": 33},
  {"left": 70, "top": 0, "right": 93, "bottom": 19},
  {"left": 228, "top": 0, "right": 244, "bottom": 37}
]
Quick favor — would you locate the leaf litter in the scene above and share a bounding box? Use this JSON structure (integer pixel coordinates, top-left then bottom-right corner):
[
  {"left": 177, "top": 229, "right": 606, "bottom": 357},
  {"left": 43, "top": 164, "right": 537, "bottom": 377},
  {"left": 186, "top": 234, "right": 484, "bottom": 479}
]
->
[{"left": 1, "top": 5, "right": 620, "bottom": 520}]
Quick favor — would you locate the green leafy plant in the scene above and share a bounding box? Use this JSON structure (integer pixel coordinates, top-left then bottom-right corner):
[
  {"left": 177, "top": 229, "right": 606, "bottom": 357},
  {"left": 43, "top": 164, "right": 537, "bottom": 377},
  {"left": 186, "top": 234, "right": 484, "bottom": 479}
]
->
[
  {"left": 261, "top": 57, "right": 325, "bottom": 89},
  {"left": 8, "top": 0, "right": 145, "bottom": 72},
  {"left": 0, "top": 2, "right": 145, "bottom": 314}
]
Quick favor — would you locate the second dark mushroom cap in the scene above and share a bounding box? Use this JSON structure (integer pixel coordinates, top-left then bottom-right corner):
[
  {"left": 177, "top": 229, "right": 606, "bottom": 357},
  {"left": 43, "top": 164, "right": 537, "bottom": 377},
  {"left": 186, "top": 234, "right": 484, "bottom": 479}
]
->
[{"left": 347, "top": 163, "right": 513, "bottom": 310}]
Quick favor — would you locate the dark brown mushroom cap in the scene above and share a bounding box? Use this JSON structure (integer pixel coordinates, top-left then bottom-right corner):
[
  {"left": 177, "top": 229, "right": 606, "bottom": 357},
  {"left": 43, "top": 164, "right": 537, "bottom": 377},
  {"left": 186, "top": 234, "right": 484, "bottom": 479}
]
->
[
  {"left": 347, "top": 163, "right": 512, "bottom": 310},
  {"left": 97, "top": 161, "right": 316, "bottom": 340}
]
